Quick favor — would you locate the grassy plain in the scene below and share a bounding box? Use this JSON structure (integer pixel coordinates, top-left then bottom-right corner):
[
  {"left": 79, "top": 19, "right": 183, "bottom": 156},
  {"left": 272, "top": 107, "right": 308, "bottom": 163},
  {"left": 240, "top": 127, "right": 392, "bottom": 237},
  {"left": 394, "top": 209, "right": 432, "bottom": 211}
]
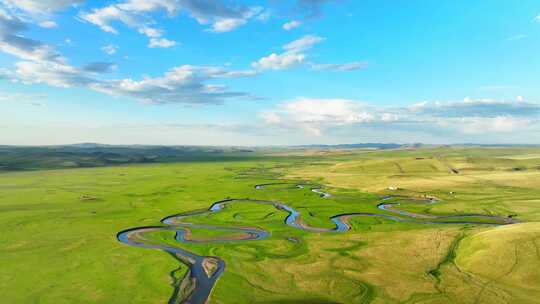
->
[{"left": 0, "top": 147, "right": 539, "bottom": 303}]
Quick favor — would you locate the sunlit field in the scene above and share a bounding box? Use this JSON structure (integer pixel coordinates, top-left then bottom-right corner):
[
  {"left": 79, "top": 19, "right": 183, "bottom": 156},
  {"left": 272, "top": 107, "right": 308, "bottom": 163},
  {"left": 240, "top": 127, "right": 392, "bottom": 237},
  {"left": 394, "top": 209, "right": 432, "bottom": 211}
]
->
[{"left": 1, "top": 147, "right": 539, "bottom": 303}]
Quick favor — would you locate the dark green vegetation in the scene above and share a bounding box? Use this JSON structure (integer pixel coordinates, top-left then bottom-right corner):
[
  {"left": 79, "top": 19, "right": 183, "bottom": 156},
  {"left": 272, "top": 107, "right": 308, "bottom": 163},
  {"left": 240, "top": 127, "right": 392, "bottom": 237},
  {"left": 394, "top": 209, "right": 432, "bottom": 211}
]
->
[
  {"left": 1, "top": 146, "right": 539, "bottom": 303},
  {"left": 0, "top": 144, "right": 261, "bottom": 171}
]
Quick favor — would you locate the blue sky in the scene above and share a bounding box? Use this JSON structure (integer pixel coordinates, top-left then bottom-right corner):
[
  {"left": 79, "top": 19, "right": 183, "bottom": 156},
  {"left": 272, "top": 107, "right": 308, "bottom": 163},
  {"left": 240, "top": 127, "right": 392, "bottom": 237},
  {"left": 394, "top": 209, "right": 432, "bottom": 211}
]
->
[{"left": 0, "top": 0, "right": 539, "bottom": 145}]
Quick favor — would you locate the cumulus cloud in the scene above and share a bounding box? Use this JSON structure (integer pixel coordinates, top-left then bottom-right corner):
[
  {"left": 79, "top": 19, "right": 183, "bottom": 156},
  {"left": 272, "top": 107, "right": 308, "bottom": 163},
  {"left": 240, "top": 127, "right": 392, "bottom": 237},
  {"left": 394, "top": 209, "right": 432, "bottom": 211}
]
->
[
  {"left": 253, "top": 35, "right": 366, "bottom": 72},
  {"left": 79, "top": 0, "right": 177, "bottom": 47},
  {"left": 0, "top": 10, "right": 63, "bottom": 62},
  {"left": 80, "top": 3, "right": 151, "bottom": 34},
  {"left": 1, "top": 0, "right": 82, "bottom": 15},
  {"left": 80, "top": 0, "right": 266, "bottom": 47},
  {"left": 252, "top": 52, "right": 305, "bottom": 70},
  {"left": 283, "top": 20, "right": 301, "bottom": 31},
  {"left": 6, "top": 59, "right": 256, "bottom": 105},
  {"left": 148, "top": 37, "right": 176, "bottom": 48},
  {"left": 261, "top": 97, "right": 375, "bottom": 135},
  {"left": 208, "top": 6, "right": 264, "bottom": 32},
  {"left": 281, "top": 98, "right": 373, "bottom": 124},
  {"left": 91, "top": 65, "right": 256, "bottom": 104},
  {"left": 0, "top": 7, "right": 256, "bottom": 106},
  {"left": 260, "top": 97, "right": 540, "bottom": 136},
  {"left": 13, "top": 60, "right": 95, "bottom": 87},
  {"left": 210, "top": 17, "right": 247, "bottom": 33},
  {"left": 252, "top": 35, "right": 323, "bottom": 70}
]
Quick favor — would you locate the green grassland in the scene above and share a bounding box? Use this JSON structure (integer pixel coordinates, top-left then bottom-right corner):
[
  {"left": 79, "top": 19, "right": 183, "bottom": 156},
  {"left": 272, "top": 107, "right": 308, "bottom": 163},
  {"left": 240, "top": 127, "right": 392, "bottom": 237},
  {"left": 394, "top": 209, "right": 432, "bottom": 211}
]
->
[{"left": 0, "top": 147, "right": 539, "bottom": 303}]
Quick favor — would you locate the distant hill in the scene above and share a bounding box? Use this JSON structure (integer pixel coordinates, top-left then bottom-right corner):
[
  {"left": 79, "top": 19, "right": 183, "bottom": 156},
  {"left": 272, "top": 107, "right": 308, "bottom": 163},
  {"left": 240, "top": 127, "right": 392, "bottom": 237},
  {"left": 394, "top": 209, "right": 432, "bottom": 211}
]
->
[
  {"left": 0, "top": 145, "right": 259, "bottom": 172},
  {"left": 2, "top": 143, "right": 539, "bottom": 172},
  {"left": 294, "top": 143, "right": 404, "bottom": 149},
  {"left": 456, "top": 143, "right": 540, "bottom": 147}
]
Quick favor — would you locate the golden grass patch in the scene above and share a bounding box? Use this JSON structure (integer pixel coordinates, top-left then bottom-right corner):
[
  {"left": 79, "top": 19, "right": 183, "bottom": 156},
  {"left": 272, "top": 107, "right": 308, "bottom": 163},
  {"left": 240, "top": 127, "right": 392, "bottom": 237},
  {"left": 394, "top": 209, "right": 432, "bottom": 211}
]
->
[{"left": 455, "top": 223, "right": 540, "bottom": 302}]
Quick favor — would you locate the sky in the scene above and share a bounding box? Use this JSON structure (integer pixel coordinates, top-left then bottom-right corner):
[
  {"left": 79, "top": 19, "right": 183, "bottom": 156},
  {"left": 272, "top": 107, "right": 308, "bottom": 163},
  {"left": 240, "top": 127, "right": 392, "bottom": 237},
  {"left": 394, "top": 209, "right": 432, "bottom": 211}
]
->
[{"left": 0, "top": 0, "right": 539, "bottom": 146}]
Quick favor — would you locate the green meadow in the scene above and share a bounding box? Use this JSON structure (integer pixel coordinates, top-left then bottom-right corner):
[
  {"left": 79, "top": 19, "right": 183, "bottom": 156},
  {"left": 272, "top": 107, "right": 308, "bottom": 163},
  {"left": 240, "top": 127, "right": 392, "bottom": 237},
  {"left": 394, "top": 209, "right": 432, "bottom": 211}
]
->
[{"left": 1, "top": 147, "right": 539, "bottom": 303}]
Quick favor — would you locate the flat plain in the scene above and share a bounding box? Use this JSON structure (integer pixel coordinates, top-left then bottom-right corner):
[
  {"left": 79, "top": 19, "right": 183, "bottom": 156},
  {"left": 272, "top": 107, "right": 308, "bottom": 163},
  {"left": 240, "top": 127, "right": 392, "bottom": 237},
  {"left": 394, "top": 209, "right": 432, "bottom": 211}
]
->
[{"left": 1, "top": 146, "right": 539, "bottom": 303}]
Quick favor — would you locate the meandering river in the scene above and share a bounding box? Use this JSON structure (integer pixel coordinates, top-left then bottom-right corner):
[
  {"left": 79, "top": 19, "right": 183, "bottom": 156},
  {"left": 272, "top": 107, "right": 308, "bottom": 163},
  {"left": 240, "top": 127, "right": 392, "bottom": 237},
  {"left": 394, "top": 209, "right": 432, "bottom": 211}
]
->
[{"left": 117, "top": 183, "right": 518, "bottom": 304}]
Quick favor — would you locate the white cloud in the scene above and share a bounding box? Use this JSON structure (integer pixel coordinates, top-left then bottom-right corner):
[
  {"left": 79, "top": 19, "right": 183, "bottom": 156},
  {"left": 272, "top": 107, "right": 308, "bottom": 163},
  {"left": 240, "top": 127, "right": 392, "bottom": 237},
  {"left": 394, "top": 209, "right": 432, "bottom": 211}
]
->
[
  {"left": 148, "top": 38, "right": 176, "bottom": 48},
  {"left": 253, "top": 35, "right": 365, "bottom": 72},
  {"left": 101, "top": 44, "right": 118, "bottom": 55},
  {"left": 261, "top": 97, "right": 374, "bottom": 135},
  {"left": 406, "top": 97, "right": 540, "bottom": 117},
  {"left": 208, "top": 7, "right": 263, "bottom": 33},
  {"left": 6, "top": 60, "right": 257, "bottom": 105},
  {"left": 1, "top": 0, "right": 82, "bottom": 15},
  {"left": 79, "top": 0, "right": 177, "bottom": 47},
  {"left": 0, "top": 38, "right": 61, "bottom": 62},
  {"left": 468, "top": 116, "right": 531, "bottom": 133},
  {"left": 13, "top": 60, "right": 95, "bottom": 87},
  {"left": 210, "top": 18, "right": 247, "bottom": 33},
  {"left": 283, "top": 34, "right": 324, "bottom": 52},
  {"left": 0, "top": 10, "right": 63, "bottom": 62},
  {"left": 252, "top": 52, "right": 305, "bottom": 70},
  {"left": 138, "top": 26, "right": 162, "bottom": 38},
  {"left": 282, "top": 98, "right": 374, "bottom": 124},
  {"left": 437, "top": 116, "right": 531, "bottom": 134},
  {"left": 311, "top": 62, "right": 368, "bottom": 71},
  {"left": 79, "top": 4, "right": 139, "bottom": 35},
  {"left": 38, "top": 20, "right": 57, "bottom": 28},
  {"left": 91, "top": 65, "right": 256, "bottom": 104},
  {"left": 80, "top": 0, "right": 265, "bottom": 47},
  {"left": 260, "top": 97, "right": 540, "bottom": 137},
  {"left": 252, "top": 35, "right": 323, "bottom": 70},
  {"left": 0, "top": 7, "right": 256, "bottom": 107},
  {"left": 283, "top": 20, "right": 301, "bottom": 31},
  {"left": 117, "top": 0, "right": 179, "bottom": 14}
]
